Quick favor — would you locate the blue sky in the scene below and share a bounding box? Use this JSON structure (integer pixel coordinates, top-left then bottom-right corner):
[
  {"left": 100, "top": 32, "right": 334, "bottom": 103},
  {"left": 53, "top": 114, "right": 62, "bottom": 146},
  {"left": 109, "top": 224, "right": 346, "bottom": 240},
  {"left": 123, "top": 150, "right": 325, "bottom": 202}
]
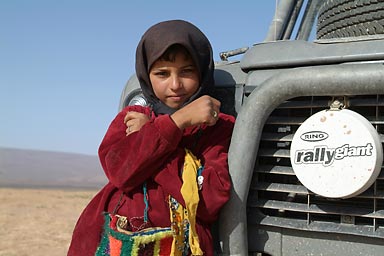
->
[{"left": 1, "top": 1, "right": 279, "bottom": 155}]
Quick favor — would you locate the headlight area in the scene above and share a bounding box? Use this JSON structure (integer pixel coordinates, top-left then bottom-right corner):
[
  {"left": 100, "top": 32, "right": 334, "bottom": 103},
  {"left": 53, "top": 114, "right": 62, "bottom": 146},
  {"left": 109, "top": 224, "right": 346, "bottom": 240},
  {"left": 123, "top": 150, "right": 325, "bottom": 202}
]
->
[
  {"left": 127, "top": 93, "right": 148, "bottom": 107},
  {"left": 121, "top": 89, "right": 148, "bottom": 109}
]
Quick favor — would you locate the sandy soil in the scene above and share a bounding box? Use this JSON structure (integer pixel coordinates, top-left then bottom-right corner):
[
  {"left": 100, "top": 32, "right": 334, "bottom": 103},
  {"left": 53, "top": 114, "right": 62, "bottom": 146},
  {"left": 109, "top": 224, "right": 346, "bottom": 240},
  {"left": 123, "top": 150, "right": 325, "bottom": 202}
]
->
[{"left": 0, "top": 188, "right": 98, "bottom": 256}]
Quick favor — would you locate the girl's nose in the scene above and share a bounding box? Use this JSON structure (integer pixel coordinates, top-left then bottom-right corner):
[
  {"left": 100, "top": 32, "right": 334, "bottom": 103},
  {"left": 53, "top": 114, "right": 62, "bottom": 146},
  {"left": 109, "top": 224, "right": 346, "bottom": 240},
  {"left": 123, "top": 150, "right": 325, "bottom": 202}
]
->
[{"left": 170, "top": 74, "right": 182, "bottom": 90}]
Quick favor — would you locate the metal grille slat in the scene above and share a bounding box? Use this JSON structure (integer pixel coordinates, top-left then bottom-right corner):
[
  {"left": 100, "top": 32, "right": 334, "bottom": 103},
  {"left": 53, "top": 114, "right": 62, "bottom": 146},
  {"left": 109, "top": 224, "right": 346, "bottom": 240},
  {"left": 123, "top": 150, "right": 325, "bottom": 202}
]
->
[
  {"left": 253, "top": 182, "right": 309, "bottom": 194},
  {"left": 258, "top": 149, "right": 290, "bottom": 158},
  {"left": 253, "top": 181, "right": 384, "bottom": 199},
  {"left": 278, "top": 99, "right": 330, "bottom": 109},
  {"left": 368, "top": 119, "right": 384, "bottom": 125},
  {"left": 276, "top": 97, "right": 384, "bottom": 109},
  {"left": 256, "top": 165, "right": 384, "bottom": 179},
  {"left": 349, "top": 97, "right": 384, "bottom": 107},
  {"left": 259, "top": 149, "right": 290, "bottom": 158},
  {"left": 251, "top": 199, "right": 384, "bottom": 219},
  {"left": 257, "top": 165, "right": 295, "bottom": 175},
  {"left": 249, "top": 214, "right": 384, "bottom": 239},
  {"left": 261, "top": 133, "right": 294, "bottom": 142},
  {"left": 265, "top": 116, "right": 384, "bottom": 126},
  {"left": 354, "top": 189, "right": 384, "bottom": 199},
  {"left": 265, "top": 116, "right": 306, "bottom": 125}
]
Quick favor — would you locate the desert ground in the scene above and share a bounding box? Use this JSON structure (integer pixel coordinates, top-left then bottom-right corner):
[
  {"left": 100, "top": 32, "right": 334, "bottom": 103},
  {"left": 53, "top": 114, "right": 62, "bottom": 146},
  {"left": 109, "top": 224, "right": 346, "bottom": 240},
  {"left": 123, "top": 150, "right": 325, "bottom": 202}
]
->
[{"left": 0, "top": 187, "right": 98, "bottom": 256}]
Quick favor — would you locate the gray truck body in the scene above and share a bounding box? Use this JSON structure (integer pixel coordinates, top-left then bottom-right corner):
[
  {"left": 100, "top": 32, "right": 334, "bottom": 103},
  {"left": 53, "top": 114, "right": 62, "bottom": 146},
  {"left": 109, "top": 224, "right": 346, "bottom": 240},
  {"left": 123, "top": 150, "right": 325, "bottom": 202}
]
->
[{"left": 119, "top": 1, "right": 384, "bottom": 255}]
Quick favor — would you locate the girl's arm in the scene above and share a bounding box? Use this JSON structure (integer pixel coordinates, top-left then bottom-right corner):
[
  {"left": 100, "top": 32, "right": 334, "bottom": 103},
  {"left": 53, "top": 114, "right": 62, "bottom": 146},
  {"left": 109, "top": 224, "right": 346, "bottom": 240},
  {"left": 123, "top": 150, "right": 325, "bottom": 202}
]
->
[
  {"left": 195, "top": 115, "right": 234, "bottom": 223},
  {"left": 98, "top": 105, "right": 183, "bottom": 193}
]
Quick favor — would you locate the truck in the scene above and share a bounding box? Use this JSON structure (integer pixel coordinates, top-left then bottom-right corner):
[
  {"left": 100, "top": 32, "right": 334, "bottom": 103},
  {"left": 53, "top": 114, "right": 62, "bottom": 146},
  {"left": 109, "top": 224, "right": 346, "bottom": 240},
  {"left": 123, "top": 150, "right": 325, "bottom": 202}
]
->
[{"left": 118, "top": 0, "right": 384, "bottom": 255}]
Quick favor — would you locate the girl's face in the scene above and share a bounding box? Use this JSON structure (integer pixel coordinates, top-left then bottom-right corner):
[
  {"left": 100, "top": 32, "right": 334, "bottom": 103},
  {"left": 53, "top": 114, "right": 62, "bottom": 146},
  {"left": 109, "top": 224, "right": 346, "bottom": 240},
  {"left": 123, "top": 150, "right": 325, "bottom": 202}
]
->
[{"left": 149, "top": 52, "right": 200, "bottom": 109}]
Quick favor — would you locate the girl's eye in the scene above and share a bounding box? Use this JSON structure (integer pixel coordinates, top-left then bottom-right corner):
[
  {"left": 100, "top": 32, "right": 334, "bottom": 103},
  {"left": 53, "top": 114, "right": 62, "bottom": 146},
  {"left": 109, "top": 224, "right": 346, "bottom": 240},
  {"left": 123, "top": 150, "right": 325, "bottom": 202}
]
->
[
  {"left": 153, "top": 71, "right": 169, "bottom": 77},
  {"left": 181, "top": 68, "right": 196, "bottom": 75}
]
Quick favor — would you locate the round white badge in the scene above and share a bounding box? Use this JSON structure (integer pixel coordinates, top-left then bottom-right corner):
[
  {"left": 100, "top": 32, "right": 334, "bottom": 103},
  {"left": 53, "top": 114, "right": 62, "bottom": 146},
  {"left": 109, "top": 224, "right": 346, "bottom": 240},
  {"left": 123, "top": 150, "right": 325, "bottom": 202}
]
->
[{"left": 290, "top": 109, "right": 383, "bottom": 198}]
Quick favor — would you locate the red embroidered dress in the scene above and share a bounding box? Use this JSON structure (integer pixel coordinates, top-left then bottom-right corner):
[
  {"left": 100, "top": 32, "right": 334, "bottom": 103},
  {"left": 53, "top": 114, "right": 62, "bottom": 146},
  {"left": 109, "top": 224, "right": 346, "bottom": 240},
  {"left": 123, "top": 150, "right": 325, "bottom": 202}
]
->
[{"left": 67, "top": 105, "right": 234, "bottom": 256}]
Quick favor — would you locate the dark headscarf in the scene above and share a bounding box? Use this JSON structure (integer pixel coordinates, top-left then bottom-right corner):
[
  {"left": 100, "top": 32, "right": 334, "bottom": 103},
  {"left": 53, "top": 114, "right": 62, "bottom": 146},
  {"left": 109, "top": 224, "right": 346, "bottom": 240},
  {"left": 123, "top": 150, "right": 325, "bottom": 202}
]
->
[{"left": 135, "top": 19, "right": 214, "bottom": 115}]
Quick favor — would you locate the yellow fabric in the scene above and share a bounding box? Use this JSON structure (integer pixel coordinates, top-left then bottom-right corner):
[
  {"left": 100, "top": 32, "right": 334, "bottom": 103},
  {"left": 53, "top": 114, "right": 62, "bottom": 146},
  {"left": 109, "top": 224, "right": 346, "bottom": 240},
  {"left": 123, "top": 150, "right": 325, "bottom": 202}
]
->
[
  {"left": 169, "top": 148, "right": 203, "bottom": 256},
  {"left": 169, "top": 197, "right": 186, "bottom": 256},
  {"left": 181, "top": 149, "right": 203, "bottom": 256}
]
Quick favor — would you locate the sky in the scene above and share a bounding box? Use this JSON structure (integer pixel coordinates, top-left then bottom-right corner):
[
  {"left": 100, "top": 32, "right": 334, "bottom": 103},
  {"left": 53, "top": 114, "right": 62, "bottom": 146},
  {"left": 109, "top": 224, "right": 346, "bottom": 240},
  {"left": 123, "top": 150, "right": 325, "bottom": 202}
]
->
[{"left": 1, "top": 0, "right": 280, "bottom": 156}]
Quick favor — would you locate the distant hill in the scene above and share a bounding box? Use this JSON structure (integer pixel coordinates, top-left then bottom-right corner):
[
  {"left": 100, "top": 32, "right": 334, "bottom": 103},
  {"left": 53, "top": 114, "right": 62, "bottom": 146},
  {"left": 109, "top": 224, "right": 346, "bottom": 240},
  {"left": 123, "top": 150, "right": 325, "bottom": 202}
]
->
[{"left": 0, "top": 147, "right": 107, "bottom": 189}]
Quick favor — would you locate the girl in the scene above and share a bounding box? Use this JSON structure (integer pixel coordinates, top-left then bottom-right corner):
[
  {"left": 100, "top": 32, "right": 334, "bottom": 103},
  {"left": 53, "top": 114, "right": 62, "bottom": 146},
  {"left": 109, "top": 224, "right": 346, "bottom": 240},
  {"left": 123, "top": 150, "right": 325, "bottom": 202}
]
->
[{"left": 68, "top": 19, "right": 235, "bottom": 256}]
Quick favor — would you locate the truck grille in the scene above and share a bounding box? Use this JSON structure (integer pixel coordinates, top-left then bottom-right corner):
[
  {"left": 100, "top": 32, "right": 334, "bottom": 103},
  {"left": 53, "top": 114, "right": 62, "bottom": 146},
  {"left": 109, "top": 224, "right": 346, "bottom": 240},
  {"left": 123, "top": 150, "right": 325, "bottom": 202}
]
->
[{"left": 248, "top": 94, "right": 384, "bottom": 238}]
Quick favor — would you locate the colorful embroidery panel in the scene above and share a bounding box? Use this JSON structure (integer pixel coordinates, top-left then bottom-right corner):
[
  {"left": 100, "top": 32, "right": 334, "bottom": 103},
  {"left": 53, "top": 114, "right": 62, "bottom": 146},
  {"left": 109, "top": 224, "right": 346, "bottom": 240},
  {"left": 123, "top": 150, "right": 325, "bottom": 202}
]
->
[{"left": 95, "top": 213, "right": 173, "bottom": 256}]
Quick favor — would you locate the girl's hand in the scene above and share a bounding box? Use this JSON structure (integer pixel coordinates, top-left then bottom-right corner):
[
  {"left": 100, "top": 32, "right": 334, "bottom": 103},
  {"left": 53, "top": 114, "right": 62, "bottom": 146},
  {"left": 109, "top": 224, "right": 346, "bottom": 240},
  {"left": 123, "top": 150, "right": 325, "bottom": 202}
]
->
[
  {"left": 170, "top": 95, "right": 221, "bottom": 130},
  {"left": 124, "top": 111, "right": 150, "bottom": 135}
]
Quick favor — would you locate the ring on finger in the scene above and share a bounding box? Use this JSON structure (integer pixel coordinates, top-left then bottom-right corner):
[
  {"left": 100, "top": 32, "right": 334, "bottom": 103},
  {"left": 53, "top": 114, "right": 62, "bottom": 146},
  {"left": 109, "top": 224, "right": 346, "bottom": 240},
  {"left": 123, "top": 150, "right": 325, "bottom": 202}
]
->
[
  {"left": 128, "top": 126, "right": 131, "bottom": 132},
  {"left": 212, "top": 110, "right": 218, "bottom": 118}
]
